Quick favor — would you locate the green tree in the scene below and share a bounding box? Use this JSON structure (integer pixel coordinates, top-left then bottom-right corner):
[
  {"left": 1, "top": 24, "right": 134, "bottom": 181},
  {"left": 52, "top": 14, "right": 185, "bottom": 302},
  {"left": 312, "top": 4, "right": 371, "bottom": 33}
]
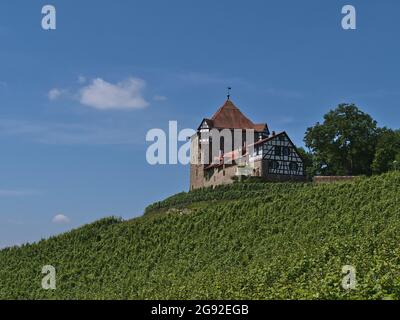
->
[
  {"left": 296, "top": 147, "right": 316, "bottom": 178},
  {"left": 304, "top": 104, "right": 378, "bottom": 176},
  {"left": 371, "top": 128, "right": 400, "bottom": 174},
  {"left": 393, "top": 154, "right": 400, "bottom": 171}
]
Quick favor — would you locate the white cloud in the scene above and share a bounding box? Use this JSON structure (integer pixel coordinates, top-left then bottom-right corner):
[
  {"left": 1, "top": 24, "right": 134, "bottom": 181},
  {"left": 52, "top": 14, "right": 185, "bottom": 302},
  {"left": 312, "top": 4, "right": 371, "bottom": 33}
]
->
[
  {"left": 79, "top": 77, "right": 149, "bottom": 110},
  {"left": 52, "top": 214, "right": 70, "bottom": 225},
  {"left": 153, "top": 95, "right": 168, "bottom": 101},
  {"left": 48, "top": 88, "right": 66, "bottom": 101}
]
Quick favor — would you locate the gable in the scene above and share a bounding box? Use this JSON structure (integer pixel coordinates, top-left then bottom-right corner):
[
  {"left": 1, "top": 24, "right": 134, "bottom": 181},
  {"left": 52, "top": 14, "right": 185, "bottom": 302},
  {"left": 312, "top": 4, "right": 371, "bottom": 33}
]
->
[
  {"left": 253, "top": 132, "right": 305, "bottom": 176},
  {"left": 261, "top": 133, "right": 302, "bottom": 159},
  {"left": 197, "top": 119, "right": 213, "bottom": 131}
]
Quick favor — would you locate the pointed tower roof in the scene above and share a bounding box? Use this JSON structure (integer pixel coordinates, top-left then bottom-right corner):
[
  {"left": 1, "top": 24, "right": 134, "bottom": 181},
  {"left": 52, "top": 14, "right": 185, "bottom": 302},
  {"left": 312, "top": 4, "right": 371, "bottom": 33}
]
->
[{"left": 210, "top": 100, "right": 256, "bottom": 130}]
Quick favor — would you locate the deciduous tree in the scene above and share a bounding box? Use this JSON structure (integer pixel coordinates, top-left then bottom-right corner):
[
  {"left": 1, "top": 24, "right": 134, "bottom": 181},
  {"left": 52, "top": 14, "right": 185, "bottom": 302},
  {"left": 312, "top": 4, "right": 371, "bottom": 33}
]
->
[
  {"left": 304, "top": 104, "right": 378, "bottom": 176},
  {"left": 371, "top": 128, "right": 400, "bottom": 174}
]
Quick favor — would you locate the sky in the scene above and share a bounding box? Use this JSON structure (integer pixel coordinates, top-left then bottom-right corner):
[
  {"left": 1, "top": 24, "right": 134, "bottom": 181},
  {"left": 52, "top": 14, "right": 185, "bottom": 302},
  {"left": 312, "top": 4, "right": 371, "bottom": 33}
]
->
[{"left": 1, "top": 0, "right": 400, "bottom": 248}]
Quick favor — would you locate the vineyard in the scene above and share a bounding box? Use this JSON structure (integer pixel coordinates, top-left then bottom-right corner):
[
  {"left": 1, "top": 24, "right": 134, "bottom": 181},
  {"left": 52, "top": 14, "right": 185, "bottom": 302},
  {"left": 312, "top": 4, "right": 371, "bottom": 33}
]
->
[{"left": 0, "top": 172, "right": 399, "bottom": 299}]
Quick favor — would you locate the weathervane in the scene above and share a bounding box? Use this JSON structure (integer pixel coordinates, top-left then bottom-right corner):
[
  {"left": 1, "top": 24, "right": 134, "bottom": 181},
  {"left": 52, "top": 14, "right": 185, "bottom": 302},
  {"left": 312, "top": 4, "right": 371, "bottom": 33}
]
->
[{"left": 227, "top": 87, "right": 232, "bottom": 100}]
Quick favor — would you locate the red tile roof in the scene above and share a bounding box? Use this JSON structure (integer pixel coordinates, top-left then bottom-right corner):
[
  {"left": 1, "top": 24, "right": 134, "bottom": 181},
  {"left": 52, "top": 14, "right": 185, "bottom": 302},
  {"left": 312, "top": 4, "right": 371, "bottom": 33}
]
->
[
  {"left": 253, "top": 123, "right": 267, "bottom": 132},
  {"left": 209, "top": 100, "right": 267, "bottom": 131}
]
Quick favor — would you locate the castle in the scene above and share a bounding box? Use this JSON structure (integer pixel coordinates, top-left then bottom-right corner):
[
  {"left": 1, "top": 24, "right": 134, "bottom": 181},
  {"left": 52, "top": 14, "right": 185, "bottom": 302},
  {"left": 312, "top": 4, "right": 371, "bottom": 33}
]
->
[{"left": 190, "top": 99, "right": 306, "bottom": 190}]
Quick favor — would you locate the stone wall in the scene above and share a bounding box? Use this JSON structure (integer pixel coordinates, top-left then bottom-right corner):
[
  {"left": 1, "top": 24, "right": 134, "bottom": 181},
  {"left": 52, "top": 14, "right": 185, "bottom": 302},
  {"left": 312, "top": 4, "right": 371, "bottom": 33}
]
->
[
  {"left": 190, "top": 164, "right": 205, "bottom": 191},
  {"left": 202, "top": 164, "right": 237, "bottom": 189}
]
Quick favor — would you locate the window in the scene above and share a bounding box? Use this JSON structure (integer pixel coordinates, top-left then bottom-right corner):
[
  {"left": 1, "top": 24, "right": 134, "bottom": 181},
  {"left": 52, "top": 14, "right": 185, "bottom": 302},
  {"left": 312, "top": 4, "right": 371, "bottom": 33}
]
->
[
  {"left": 274, "top": 146, "right": 282, "bottom": 156},
  {"left": 283, "top": 147, "right": 290, "bottom": 156},
  {"left": 269, "top": 160, "right": 280, "bottom": 170},
  {"left": 220, "top": 137, "right": 225, "bottom": 153},
  {"left": 289, "top": 162, "right": 298, "bottom": 171}
]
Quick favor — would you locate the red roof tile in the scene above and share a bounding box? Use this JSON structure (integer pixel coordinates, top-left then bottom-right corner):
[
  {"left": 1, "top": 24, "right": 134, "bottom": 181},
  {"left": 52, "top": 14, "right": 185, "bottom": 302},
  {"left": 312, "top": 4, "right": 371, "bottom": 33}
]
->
[
  {"left": 210, "top": 100, "right": 259, "bottom": 130},
  {"left": 253, "top": 123, "right": 267, "bottom": 132}
]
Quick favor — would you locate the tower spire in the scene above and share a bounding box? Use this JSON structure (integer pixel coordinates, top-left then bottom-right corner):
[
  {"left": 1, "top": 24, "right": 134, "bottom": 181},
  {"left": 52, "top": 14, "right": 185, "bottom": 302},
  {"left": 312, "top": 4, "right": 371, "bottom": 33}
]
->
[{"left": 227, "top": 87, "right": 232, "bottom": 100}]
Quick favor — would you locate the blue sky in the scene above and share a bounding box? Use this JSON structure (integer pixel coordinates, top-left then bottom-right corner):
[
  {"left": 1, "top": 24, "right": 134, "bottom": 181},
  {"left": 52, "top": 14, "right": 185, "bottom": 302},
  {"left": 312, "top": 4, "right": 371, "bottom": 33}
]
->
[{"left": 1, "top": 0, "right": 400, "bottom": 247}]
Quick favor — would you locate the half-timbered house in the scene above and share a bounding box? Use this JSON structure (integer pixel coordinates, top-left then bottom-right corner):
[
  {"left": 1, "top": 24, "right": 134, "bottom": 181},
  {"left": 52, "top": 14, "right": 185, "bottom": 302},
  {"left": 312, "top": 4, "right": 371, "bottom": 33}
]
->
[{"left": 190, "top": 99, "right": 306, "bottom": 190}]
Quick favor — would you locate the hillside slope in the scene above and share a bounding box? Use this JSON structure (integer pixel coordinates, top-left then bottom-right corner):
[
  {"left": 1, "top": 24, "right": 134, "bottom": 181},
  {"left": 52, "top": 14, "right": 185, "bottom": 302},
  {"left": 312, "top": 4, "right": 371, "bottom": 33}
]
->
[{"left": 0, "top": 173, "right": 399, "bottom": 300}]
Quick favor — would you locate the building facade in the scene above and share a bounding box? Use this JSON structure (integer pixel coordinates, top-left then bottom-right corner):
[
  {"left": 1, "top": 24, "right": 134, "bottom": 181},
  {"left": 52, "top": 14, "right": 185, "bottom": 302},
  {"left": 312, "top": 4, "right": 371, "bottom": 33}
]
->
[{"left": 190, "top": 99, "right": 306, "bottom": 190}]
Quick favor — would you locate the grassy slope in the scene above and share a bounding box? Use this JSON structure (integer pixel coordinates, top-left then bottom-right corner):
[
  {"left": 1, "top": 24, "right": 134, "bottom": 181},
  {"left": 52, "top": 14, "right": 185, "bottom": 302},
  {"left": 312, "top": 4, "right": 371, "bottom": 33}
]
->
[{"left": 0, "top": 172, "right": 399, "bottom": 300}]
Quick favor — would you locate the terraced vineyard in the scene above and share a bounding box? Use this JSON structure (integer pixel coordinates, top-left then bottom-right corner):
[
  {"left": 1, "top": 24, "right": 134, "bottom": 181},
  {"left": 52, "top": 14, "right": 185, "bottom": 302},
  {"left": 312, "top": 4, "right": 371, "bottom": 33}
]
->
[{"left": 0, "top": 172, "right": 399, "bottom": 299}]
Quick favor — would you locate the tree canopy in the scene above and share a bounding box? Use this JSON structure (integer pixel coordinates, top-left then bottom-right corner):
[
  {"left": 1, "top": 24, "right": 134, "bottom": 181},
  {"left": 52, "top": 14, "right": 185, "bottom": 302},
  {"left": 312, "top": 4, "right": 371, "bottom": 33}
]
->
[
  {"left": 371, "top": 128, "right": 400, "bottom": 174},
  {"left": 304, "top": 104, "right": 386, "bottom": 176}
]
